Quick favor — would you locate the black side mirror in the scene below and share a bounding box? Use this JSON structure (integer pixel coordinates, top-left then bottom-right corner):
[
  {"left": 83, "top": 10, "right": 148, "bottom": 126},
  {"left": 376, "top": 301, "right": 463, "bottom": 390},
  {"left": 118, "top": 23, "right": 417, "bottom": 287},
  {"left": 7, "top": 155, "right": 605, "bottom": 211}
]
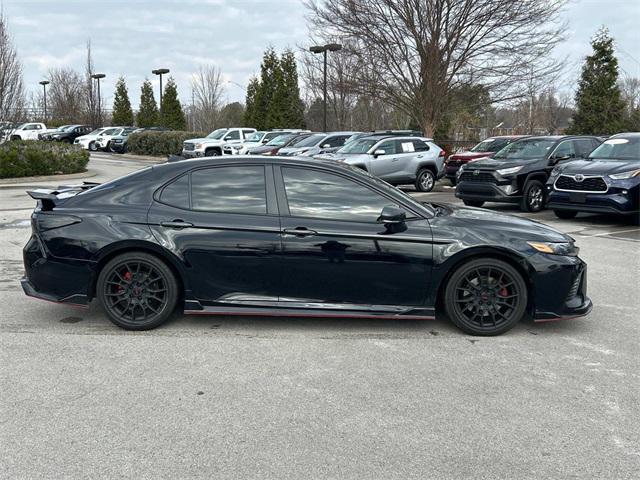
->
[{"left": 377, "top": 205, "right": 406, "bottom": 224}]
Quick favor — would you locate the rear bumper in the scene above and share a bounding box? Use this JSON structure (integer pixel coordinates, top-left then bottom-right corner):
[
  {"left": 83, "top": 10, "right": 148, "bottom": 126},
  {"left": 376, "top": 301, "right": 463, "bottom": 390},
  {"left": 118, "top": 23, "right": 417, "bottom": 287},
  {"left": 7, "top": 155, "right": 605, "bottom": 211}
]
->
[{"left": 21, "top": 278, "right": 89, "bottom": 307}]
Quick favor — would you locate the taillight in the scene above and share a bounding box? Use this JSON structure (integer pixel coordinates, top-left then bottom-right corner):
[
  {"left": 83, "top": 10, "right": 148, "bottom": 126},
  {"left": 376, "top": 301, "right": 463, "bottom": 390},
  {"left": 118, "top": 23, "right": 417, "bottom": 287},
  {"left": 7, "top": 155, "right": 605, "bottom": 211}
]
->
[
  {"left": 439, "top": 150, "right": 446, "bottom": 157},
  {"left": 35, "top": 213, "right": 82, "bottom": 231}
]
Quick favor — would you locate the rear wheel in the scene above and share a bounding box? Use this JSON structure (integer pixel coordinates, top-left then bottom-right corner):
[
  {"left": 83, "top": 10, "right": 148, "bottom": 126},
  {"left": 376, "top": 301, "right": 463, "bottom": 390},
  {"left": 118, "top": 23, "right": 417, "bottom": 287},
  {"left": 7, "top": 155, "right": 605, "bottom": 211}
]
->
[
  {"left": 444, "top": 258, "right": 528, "bottom": 336},
  {"left": 521, "top": 179, "right": 546, "bottom": 212},
  {"left": 97, "top": 252, "right": 179, "bottom": 330},
  {"left": 554, "top": 209, "right": 578, "bottom": 220},
  {"left": 463, "top": 200, "right": 484, "bottom": 208},
  {"left": 415, "top": 168, "right": 435, "bottom": 192}
]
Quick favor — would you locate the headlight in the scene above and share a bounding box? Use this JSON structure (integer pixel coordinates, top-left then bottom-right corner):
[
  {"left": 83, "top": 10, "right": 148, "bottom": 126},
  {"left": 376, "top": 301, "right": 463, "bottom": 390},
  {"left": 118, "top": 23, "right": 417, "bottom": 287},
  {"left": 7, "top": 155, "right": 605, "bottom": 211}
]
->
[
  {"left": 195, "top": 143, "right": 204, "bottom": 149},
  {"left": 609, "top": 169, "right": 640, "bottom": 180},
  {"left": 527, "top": 241, "right": 578, "bottom": 256},
  {"left": 550, "top": 166, "right": 564, "bottom": 178},
  {"left": 497, "top": 166, "right": 523, "bottom": 176}
]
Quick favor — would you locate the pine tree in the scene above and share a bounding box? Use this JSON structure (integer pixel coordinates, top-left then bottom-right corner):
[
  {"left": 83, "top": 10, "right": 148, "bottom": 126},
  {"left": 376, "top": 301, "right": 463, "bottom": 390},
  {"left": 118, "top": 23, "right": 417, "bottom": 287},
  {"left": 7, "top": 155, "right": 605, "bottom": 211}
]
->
[
  {"left": 160, "top": 77, "right": 186, "bottom": 130},
  {"left": 137, "top": 79, "right": 158, "bottom": 128},
  {"left": 111, "top": 77, "right": 134, "bottom": 126},
  {"left": 279, "top": 49, "right": 305, "bottom": 128},
  {"left": 244, "top": 77, "right": 260, "bottom": 126},
  {"left": 568, "top": 28, "right": 626, "bottom": 135}
]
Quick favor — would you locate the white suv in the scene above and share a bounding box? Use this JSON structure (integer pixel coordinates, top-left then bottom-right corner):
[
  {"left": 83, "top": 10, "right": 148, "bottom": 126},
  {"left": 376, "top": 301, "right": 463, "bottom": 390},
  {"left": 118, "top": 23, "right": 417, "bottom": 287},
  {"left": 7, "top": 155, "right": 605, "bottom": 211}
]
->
[
  {"left": 182, "top": 128, "right": 256, "bottom": 158},
  {"left": 9, "top": 122, "right": 48, "bottom": 141}
]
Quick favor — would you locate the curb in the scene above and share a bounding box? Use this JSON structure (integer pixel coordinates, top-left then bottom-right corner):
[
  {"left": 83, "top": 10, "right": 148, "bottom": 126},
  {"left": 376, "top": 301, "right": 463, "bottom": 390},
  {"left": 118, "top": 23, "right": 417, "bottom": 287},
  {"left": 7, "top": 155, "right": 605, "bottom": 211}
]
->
[{"left": 0, "top": 170, "right": 98, "bottom": 188}]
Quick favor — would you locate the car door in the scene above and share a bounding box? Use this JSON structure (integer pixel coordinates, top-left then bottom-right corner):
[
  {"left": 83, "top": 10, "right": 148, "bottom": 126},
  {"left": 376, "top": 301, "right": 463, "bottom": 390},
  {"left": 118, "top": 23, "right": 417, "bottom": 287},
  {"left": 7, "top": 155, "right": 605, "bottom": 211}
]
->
[
  {"left": 368, "top": 139, "right": 402, "bottom": 179},
  {"left": 148, "top": 163, "right": 282, "bottom": 304},
  {"left": 224, "top": 129, "right": 242, "bottom": 144},
  {"left": 275, "top": 165, "right": 433, "bottom": 307}
]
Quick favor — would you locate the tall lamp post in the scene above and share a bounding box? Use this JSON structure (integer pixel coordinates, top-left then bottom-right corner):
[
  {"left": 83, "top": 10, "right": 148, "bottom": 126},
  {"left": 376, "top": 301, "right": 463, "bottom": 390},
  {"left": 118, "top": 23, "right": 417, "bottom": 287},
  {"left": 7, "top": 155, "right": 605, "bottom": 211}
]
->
[
  {"left": 91, "top": 73, "right": 106, "bottom": 126},
  {"left": 152, "top": 68, "right": 170, "bottom": 112},
  {"left": 309, "top": 43, "right": 342, "bottom": 132},
  {"left": 39, "top": 80, "right": 50, "bottom": 121}
]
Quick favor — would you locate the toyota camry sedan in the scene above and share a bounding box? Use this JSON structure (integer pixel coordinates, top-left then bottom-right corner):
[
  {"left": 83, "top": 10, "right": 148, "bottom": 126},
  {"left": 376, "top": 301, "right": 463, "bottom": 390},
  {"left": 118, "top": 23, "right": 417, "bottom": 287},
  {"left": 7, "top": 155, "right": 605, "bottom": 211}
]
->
[{"left": 21, "top": 156, "right": 592, "bottom": 335}]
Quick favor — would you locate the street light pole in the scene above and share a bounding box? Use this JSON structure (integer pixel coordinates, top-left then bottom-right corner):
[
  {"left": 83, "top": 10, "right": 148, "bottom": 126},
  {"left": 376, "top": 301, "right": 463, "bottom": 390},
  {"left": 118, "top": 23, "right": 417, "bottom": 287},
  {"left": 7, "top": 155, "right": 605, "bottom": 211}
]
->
[
  {"left": 152, "top": 68, "right": 170, "bottom": 115},
  {"left": 91, "top": 73, "right": 105, "bottom": 127},
  {"left": 39, "top": 80, "right": 50, "bottom": 121},
  {"left": 309, "top": 43, "right": 342, "bottom": 132}
]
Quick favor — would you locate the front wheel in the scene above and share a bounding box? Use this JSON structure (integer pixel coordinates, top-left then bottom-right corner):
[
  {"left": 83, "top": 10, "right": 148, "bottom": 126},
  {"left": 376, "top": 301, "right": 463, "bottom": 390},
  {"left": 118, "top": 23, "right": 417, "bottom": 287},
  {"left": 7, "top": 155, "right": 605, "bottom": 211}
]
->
[
  {"left": 444, "top": 258, "right": 528, "bottom": 336},
  {"left": 554, "top": 209, "right": 578, "bottom": 220},
  {"left": 97, "top": 252, "right": 179, "bottom": 330},
  {"left": 521, "top": 179, "right": 546, "bottom": 212},
  {"left": 463, "top": 200, "right": 484, "bottom": 208},
  {"left": 205, "top": 149, "right": 220, "bottom": 157},
  {"left": 89, "top": 141, "right": 98, "bottom": 151},
  {"left": 415, "top": 169, "right": 435, "bottom": 192}
]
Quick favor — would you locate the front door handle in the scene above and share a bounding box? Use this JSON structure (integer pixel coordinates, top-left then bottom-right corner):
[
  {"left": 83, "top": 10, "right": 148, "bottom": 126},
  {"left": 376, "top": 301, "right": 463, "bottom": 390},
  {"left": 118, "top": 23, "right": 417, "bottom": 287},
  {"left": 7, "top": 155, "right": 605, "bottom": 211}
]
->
[
  {"left": 283, "top": 227, "right": 317, "bottom": 237},
  {"left": 160, "top": 220, "right": 193, "bottom": 229}
]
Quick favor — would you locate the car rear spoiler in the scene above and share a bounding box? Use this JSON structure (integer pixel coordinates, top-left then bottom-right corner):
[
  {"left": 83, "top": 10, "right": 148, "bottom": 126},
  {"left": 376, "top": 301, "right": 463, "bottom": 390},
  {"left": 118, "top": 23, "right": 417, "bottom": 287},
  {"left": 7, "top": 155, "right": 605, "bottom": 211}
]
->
[{"left": 27, "top": 181, "right": 100, "bottom": 211}]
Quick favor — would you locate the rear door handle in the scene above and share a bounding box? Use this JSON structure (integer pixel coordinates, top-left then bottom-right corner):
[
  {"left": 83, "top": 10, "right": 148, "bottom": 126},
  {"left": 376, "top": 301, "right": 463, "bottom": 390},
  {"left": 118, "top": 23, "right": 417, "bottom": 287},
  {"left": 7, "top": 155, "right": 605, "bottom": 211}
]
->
[
  {"left": 160, "top": 220, "right": 193, "bottom": 229},
  {"left": 283, "top": 227, "right": 317, "bottom": 237}
]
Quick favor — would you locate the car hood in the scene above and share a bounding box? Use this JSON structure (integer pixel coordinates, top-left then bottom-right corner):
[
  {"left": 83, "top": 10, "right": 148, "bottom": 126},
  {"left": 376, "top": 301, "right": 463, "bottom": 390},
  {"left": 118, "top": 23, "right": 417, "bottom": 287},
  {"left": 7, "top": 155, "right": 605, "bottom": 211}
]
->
[
  {"left": 449, "top": 151, "right": 492, "bottom": 161},
  {"left": 338, "top": 153, "right": 371, "bottom": 164},
  {"left": 464, "top": 157, "right": 532, "bottom": 170},
  {"left": 278, "top": 146, "right": 313, "bottom": 155},
  {"left": 558, "top": 159, "right": 640, "bottom": 175},
  {"left": 430, "top": 202, "right": 571, "bottom": 244},
  {"left": 185, "top": 138, "right": 221, "bottom": 145}
]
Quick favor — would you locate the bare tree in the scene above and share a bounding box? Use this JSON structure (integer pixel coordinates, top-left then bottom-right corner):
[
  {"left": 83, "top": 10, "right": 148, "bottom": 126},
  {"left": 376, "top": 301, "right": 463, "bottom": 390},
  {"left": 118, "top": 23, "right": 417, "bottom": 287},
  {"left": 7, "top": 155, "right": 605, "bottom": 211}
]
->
[
  {"left": 47, "top": 67, "right": 85, "bottom": 124},
  {"left": 305, "top": 0, "right": 567, "bottom": 136},
  {"left": 191, "top": 65, "right": 224, "bottom": 132},
  {"left": 0, "top": 13, "right": 26, "bottom": 121},
  {"left": 619, "top": 77, "right": 640, "bottom": 113}
]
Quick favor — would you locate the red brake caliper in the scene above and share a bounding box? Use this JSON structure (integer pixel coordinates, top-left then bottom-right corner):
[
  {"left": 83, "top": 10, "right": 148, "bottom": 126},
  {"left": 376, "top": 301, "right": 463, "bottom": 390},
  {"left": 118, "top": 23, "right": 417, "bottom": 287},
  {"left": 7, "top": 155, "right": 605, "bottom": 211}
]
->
[
  {"left": 498, "top": 287, "right": 508, "bottom": 297},
  {"left": 117, "top": 270, "right": 132, "bottom": 294}
]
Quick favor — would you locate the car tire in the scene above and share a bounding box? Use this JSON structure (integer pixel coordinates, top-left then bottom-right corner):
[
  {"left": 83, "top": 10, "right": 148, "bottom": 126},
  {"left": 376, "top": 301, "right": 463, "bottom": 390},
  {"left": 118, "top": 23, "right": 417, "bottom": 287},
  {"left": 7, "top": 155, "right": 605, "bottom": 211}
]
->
[
  {"left": 521, "top": 179, "right": 546, "bottom": 212},
  {"left": 553, "top": 209, "right": 578, "bottom": 220},
  {"left": 97, "top": 252, "right": 179, "bottom": 330},
  {"left": 89, "top": 141, "right": 98, "bottom": 151},
  {"left": 449, "top": 178, "right": 457, "bottom": 186},
  {"left": 415, "top": 168, "right": 435, "bottom": 192},
  {"left": 206, "top": 148, "right": 220, "bottom": 157},
  {"left": 444, "top": 258, "right": 528, "bottom": 336},
  {"left": 463, "top": 200, "right": 484, "bottom": 208}
]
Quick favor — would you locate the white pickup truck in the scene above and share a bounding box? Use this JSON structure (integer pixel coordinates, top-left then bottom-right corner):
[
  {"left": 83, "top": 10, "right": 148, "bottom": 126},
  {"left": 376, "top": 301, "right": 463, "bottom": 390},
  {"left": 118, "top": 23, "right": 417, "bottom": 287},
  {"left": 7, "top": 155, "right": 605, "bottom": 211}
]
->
[
  {"left": 182, "top": 127, "right": 256, "bottom": 158},
  {"left": 8, "top": 122, "right": 50, "bottom": 141}
]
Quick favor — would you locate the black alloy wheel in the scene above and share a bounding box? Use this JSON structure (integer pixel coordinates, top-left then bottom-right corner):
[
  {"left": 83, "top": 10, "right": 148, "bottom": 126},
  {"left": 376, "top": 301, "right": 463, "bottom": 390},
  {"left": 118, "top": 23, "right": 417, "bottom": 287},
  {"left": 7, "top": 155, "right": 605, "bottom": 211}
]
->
[
  {"left": 521, "top": 179, "right": 545, "bottom": 212},
  {"left": 444, "top": 258, "right": 527, "bottom": 336},
  {"left": 554, "top": 209, "right": 578, "bottom": 220},
  {"left": 415, "top": 169, "right": 436, "bottom": 192},
  {"left": 97, "top": 252, "right": 178, "bottom": 330}
]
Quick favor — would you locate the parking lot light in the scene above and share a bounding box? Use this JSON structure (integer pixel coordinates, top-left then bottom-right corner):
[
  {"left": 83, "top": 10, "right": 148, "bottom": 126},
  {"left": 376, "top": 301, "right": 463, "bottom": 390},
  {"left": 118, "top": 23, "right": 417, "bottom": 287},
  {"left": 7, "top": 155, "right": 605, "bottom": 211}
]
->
[
  {"left": 152, "top": 68, "right": 170, "bottom": 114},
  {"left": 38, "top": 80, "right": 50, "bottom": 121},
  {"left": 91, "top": 73, "right": 106, "bottom": 127},
  {"left": 309, "top": 43, "right": 342, "bottom": 132}
]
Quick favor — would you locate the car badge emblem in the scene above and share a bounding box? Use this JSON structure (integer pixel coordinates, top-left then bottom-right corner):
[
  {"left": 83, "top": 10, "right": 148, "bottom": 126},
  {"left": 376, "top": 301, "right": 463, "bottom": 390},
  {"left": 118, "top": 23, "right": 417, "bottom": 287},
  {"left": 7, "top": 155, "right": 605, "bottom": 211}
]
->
[
  {"left": 574, "top": 174, "right": 584, "bottom": 182},
  {"left": 473, "top": 170, "right": 479, "bottom": 175}
]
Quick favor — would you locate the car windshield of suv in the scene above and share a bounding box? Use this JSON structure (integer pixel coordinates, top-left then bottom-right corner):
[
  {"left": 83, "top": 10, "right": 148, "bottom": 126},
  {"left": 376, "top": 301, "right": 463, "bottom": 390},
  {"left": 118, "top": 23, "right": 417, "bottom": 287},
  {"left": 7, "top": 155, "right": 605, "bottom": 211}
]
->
[
  {"left": 292, "top": 134, "right": 326, "bottom": 148},
  {"left": 287, "top": 134, "right": 312, "bottom": 146},
  {"left": 471, "top": 138, "right": 508, "bottom": 153},
  {"left": 266, "top": 134, "right": 295, "bottom": 146},
  {"left": 62, "top": 125, "right": 78, "bottom": 132},
  {"left": 246, "top": 131, "right": 265, "bottom": 142},
  {"left": 88, "top": 128, "right": 105, "bottom": 135},
  {"left": 493, "top": 138, "right": 556, "bottom": 160},
  {"left": 206, "top": 128, "right": 228, "bottom": 140},
  {"left": 588, "top": 137, "right": 640, "bottom": 160},
  {"left": 338, "top": 138, "right": 378, "bottom": 154}
]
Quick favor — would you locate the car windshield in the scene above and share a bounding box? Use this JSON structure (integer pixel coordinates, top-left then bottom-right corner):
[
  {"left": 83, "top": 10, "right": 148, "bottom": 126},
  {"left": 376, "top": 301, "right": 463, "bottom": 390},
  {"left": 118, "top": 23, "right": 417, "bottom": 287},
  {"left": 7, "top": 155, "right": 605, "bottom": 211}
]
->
[
  {"left": 338, "top": 138, "right": 378, "bottom": 154},
  {"left": 287, "top": 134, "right": 312, "bottom": 146},
  {"left": 291, "top": 134, "right": 326, "bottom": 148},
  {"left": 63, "top": 125, "right": 78, "bottom": 132},
  {"left": 493, "top": 138, "right": 556, "bottom": 160},
  {"left": 471, "top": 138, "right": 508, "bottom": 153},
  {"left": 206, "top": 128, "right": 228, "bottom": 139},
  {"left": 246, "top": 131, "right": 265, "bottom": 142},
  {"left": 266, "top": 134, "right": 294, "bottom": 146},
  {"left": 89, "top": 128, "right": 105, "bottom": 135},
  {"left": 589, "top": 137, "right": 640, "bottom": 160}
]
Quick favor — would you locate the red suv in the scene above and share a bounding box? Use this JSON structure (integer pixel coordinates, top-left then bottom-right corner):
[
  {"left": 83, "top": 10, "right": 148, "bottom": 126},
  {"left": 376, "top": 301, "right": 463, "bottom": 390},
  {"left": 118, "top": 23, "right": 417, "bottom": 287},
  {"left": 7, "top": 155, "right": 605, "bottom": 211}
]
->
[{"left": 444, "top": 135, "right": 528, "bottom": 184}]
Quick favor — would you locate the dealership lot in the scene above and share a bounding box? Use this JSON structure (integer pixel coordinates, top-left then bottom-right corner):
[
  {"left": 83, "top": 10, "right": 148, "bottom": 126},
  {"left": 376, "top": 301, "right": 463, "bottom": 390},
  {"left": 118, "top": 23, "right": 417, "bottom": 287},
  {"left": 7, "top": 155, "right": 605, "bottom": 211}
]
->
[{"left": 1, "top": 153, "right": 639, "bottom": 478}]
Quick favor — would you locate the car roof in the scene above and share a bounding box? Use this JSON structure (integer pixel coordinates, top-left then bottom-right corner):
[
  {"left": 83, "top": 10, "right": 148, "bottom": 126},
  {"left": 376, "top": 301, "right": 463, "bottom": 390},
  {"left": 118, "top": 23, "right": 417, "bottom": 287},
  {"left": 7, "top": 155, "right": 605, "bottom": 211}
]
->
[
  {"left": 611, "top": 132, "right": 640, "bottom": 138},
  {"left": 356, "top": 135, "right": 429, "bottom": 142}
]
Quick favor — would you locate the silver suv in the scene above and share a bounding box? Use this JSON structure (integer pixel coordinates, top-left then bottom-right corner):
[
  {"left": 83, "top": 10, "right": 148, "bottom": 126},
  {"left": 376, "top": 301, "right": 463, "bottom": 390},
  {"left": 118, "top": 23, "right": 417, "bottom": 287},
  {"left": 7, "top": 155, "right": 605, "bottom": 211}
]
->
[{"left": 324, "top": 136, "right": 444, "bottom": 192}]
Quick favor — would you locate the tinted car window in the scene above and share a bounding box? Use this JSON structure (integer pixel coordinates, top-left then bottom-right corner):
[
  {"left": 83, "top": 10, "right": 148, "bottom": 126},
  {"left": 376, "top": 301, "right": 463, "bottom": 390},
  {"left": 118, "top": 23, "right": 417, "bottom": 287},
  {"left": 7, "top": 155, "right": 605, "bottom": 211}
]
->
[
  {"left": 191, "top": 166, "right": 266, "bottom": 214},
  {"left": 324, "top": 135, "right": 350, "bottom": 148},
  {"left": 377, "top": 139, "right": 397, "bottom": 154},
  {"left": 282, "top": 167, "right": 397, "bottom": 223},
  {"left": 160, "top": 174, "right": 189, "bottom": 209},
  {"left": 225, "top": 130, "right": 240, "bottom": 140},
  {"left": 574, "top": 139, "right": 597, "bottom": 158},
  {"left": 551, "top": 140, "right": 576, "bottom": 159},
  {"left": 411, "top": 140, "right": 430, "bottom": 152}
]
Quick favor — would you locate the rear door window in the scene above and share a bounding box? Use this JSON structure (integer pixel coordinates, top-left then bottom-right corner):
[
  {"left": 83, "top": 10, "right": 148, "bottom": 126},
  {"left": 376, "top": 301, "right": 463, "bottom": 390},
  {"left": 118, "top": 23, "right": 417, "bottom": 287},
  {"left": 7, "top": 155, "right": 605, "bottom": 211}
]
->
[{"left": 191, "top": 166, "right": 266, "bottom": 214}]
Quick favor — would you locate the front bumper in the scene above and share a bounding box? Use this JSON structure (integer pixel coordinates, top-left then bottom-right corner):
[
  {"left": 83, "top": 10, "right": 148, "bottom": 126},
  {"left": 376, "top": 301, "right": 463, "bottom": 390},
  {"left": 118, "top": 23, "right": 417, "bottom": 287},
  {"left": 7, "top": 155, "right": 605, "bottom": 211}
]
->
[
  {"left": 547, "top": 186, "right": 640, "bottom": 216},
  {"left": 181, "top": 150, "right": 204, "bottom": 158},
  {"left": 456, "top": 181, "right": 522, "bottom": 203}
]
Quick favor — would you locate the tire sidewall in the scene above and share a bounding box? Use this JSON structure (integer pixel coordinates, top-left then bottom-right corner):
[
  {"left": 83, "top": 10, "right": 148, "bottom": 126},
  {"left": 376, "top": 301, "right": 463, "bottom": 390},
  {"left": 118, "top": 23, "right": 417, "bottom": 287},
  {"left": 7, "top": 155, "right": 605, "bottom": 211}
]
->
[
  {"left": 416, "top": 169, "right": 435, "bottom": 192},
  {"left": 522, "top": 179, "right": 545, "bottom": 212},
  {"left": 97, "top": 252, "right": 179, "bottom": 330},
  {"left": 444, "top": 258, "right": 528, "bottom": 336}
]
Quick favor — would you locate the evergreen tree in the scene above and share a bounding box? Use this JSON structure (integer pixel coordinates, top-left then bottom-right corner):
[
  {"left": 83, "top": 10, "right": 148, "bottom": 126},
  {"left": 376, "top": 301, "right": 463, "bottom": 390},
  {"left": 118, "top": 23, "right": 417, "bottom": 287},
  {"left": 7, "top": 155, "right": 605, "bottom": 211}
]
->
[
  {"left": 244, "top": 77, "right": 260, "bottom": 126},
  {"left": 137, "top": 79, "right": 158, "bottom": 127},
  {"left": 219, "top": 102, "right": 245, "bottom": 126},
  {"left": 278, "top": 49, "right": 305, "bottom": 128},
  {"left": 255, "top": 48, "right": 281, "bottom": 130},
  {"left": 160, "top": 77, "right": 186, "bottom": 130},
  {"left": 111, "top": 77, "right": 134, "bottom": 126},
  {"left": 568, "top": 28, "right": 625, "bottom": 135}
]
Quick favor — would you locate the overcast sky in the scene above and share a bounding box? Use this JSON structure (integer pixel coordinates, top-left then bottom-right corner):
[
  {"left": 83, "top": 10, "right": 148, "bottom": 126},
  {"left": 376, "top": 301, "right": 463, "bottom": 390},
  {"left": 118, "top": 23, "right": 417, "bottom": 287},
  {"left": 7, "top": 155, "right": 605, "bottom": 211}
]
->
[{"left": 3, "top": 0, "right": 640, "bottom": 109}]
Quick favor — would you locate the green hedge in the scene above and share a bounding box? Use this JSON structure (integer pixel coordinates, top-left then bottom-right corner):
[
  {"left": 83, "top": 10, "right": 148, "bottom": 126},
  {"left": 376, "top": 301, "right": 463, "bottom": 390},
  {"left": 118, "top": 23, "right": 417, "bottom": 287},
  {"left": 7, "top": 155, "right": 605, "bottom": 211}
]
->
[
  {"left": 0, "top": 141, "right": 89, "bottom": 179},
  {"left": 127, "top": 131, "right": 208, "bottom": 156}
]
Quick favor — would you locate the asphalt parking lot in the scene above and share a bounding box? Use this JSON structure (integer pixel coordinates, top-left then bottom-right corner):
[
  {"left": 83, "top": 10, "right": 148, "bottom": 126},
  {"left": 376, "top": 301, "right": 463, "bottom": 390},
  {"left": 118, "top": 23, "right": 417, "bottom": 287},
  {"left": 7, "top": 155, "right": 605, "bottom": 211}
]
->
[{"left": 1, "top": 153, "right": 639, "bottom": 479}]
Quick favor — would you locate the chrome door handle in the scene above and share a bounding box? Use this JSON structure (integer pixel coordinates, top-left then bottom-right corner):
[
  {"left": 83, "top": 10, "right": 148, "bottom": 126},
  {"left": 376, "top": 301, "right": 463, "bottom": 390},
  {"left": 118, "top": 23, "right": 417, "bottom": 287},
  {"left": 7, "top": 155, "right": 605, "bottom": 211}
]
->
[
  {"left": 160, "top": 220, "right": 193, "bottom": 229},
  {"left": 283, "top": 227, "right": 317, "bottom": 237}
]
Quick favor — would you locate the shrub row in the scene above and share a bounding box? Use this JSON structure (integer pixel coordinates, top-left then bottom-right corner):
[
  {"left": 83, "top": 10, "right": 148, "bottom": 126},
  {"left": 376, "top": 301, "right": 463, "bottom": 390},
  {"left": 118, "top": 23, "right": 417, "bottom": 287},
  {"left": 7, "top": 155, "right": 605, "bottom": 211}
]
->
[
  {"left": 0, "top": 141, "right": 89, "bottom": 179},
  {"left": 127, "top": 131, "right": 208, "bottom": 157}
]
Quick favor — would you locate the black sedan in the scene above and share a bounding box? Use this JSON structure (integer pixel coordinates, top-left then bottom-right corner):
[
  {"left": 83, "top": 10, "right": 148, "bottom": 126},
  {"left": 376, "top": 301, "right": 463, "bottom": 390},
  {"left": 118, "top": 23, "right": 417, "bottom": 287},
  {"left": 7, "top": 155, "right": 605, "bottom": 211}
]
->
[
  {"left": 547, "top": 133, "right": 640, "bottom": 220},
  {"left": 21, "top": 156, "right": 592, "bottom": 335}
]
